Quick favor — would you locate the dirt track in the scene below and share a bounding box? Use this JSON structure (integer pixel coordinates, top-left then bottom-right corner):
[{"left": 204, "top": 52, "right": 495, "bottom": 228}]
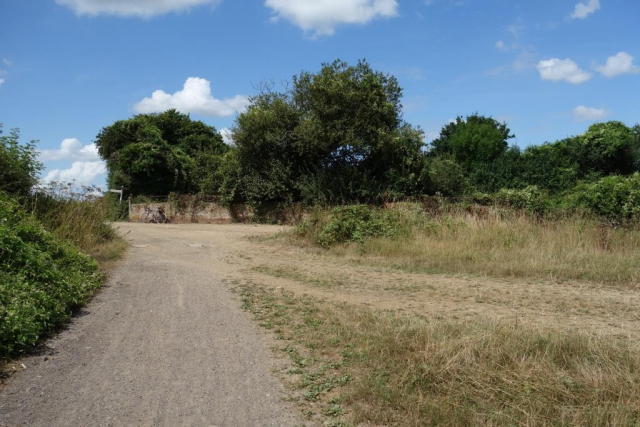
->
[{"left": 0, "top": 223, "right": 303, "bottom": 427}]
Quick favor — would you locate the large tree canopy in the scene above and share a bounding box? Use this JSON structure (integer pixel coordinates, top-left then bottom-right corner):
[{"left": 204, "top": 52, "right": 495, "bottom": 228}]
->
[
  {"left": 227, "top": 59, "right": 428, "bottom": 207},
  {"left": 95, "top": 110, "right": 227, "bottom": 196}
]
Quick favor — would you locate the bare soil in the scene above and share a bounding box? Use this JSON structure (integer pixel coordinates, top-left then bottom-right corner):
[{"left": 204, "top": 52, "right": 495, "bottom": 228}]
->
[{"left": 2, "top": 222, "right": 638, "bottom": 426}]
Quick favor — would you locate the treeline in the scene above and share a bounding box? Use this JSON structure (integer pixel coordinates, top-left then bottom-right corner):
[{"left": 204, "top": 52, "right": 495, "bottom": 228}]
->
[{"left": 96, "top": 59, "right": 640, "bottom": 222}]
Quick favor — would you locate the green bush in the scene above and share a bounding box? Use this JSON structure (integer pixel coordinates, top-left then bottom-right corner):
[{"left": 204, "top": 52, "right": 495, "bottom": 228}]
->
[
  {"left": 0, "top": 194, "right": 104, "bottom": 358},
  {"left": 572, "top": 173, "right": 640, "bottom": 223},
  {"left": 494, "top": 186, "right": 549, "bottom": 214},
  {"left": 428, "top": 157, "right": 468, "bottom": 197},
  {"left": 298, "top": 205, "right": 398, "bottom": 247}
]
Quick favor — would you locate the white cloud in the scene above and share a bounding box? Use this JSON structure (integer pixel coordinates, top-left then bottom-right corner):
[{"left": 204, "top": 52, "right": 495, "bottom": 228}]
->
[
  {"left": 43, "top": 161, "right": 107, "bottom": 185},
  {"left": 595, "top": 52, "right": 640, "bottom": 78},
  {"left": 537, "top": 58, "right": 592, "bottom": 84},
  {"left": 219, "top": 127, "right": 234, "bottom": 145},
  {"left": 39, "top": 138, "right": 100, "bottom": 162},
  {"left": 55, "top": 0, "right": 221, "bottom": 17},
  {"left": 570, "top": 0, "right": 600, "bottom": 19},
  {"left": 495, "top": 40, "right": 506, "bottom": 51},
  {"left": 0, "top": 78, "right": 4, "bottom": 86},
  {"left": 265, "top": 0, "right": 399, "bottom": 37},
  {"left": 573, "top": 105, "right": 610, "bottom": 121},
  {"left": 134, "top": 77, "right": 249, "bottom": 117},
  {"left": 2, "top": 58, "right": 12, "bottom": 67}
]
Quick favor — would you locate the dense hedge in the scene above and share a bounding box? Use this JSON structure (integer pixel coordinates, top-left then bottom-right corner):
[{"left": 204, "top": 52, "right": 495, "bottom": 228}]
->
[{"left": 0, "top": 195, "right": 103, "bottom": 359}]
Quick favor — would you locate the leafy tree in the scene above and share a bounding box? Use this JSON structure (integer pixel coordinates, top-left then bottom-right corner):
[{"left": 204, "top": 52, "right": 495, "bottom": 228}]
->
[
  {"left": 228, "top": 59, "right": 428, "bottom": 207},
  {"left": 427, "top": 157, "right": 468, "bottom": 196},
  {"left": 520, "top": 140, "right": 580, "bottom": 192},
  {"left": 95, "top": 110, "right": 228, "bottom": 195},
  {"left": 430, "top": 114, "right": 513, "bottom": 171},
  {"left": 569, "top": 121, "right": 637, "bottom": 176},
  {"left": 468, "top": 146, "right": 526, "bottom": 192},
  {"left": 0, "top": 125, "right": 42, "bottom": 197}
]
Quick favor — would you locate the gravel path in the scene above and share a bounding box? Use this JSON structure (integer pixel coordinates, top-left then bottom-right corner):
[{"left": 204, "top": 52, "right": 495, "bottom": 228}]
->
[{"left": 0, "top": 223, "right": 303, "bottom": 427}]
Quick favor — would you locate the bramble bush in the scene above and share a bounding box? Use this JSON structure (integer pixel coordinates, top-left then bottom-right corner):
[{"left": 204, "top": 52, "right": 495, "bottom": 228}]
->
[
  {"left": 572, "top": 173, "right": 640, "bottom": 224},
  {"left": 494, "top": 186, "right": 549, "bottom": 215},
  {"left": 298, "top": 205, "right": 399, "bottom": 247},
  {"left": 0, "top": 194, "right": 103, "bottom": 359}
]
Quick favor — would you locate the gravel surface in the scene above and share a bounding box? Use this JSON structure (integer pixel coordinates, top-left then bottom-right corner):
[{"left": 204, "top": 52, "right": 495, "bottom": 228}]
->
[{"left": 0, "top": 223, "right": 303, "bottom": 427}]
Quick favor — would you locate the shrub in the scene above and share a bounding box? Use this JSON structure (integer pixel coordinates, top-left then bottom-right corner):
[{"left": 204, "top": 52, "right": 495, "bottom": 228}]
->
[
  {"left": 0, "top": 194, "right": 104, "bottom": 358},
  {"left": 299, "top": 205, "right": 398, "bottom": 247},
  {"left": 494, "top": 186, "right": 549, "bottom": 215},
  {"left": 572, "top": 173, "right": 640, "bottom": 223},
  {"left": 428, "top": 157, "right": 468, "bottom": 197}
]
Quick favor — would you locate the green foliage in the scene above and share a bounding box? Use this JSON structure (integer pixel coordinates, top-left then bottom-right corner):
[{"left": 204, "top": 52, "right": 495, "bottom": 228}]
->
[
  {"left": 494, "top": 186, "right": 549, "bottom": 215},
  {"left": 228, "top": 59, "right": 428, "bottom": 208},
  {"left": 0, "top": 125, "right": 42, "bottom": 198},
  {"left": 95, "top": 109, "right": 228, "bottom": 195},
  {"left": 0, "top": 194, "right": 103, "bottom": 358},
  {"left": 573, "top": 121, "right": 637, "bottom": 176},
  {"left": 572, "top": 173, "right": 640, "bottom": 223},
  {"left": 298, "top": 205, "right": 398, "bottom": 247},
  {"left": 32, "top": 190, "right": 122, "bottom": 258},
  {"left": 519, "top": 140, "right": 580, "bottom": 192},
  {"left": 430, "top": 114, "right": 513, "bottom": 171},
  {"left": 427, "top": 157, "right": 468, "bottom": 196}
]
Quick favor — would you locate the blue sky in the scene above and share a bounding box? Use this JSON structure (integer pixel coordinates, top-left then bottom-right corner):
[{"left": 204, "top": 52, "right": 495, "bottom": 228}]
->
[{"left": 0, "top": 0, "right": 638, "bottom": 188}]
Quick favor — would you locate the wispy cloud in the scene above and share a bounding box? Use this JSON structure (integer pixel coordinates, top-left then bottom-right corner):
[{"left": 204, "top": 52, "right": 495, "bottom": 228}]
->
[
  {"left": 569, "top": 0, "right": 600, "bottom": 20},
  {"left": 55, "top": 0, "right": 221, "bottom": 17},
  {"left": 573, "top": 105, "right": 610, "bottom": 121}
]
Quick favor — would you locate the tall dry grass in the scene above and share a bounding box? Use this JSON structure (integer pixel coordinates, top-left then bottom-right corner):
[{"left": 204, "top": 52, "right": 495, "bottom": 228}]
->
[
  {"left": 240, "top": 285, "right": 640, "bottom": 426},
  {"left": 31, "top": 193, "right": 126, "bottom": 263},
  {"left": 302, "top": 203, "right": 640, "bottom": 288}
]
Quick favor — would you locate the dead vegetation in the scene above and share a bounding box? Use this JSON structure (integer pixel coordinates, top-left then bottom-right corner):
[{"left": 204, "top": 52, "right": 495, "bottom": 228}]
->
[{"left": 239, "top": 284, "right": 640, "bottom": 426}]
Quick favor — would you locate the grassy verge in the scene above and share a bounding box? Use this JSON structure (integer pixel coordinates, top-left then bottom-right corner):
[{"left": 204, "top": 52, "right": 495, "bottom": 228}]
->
[
  {"left": 1, "top": 194, "right": 126, "bottom": 360},
  {"left": 238, "top": 284, "right": 640, "bottom": 426},
  {"left": 296, "top": 204, "right": 640, "bottom": 288},
  {"left": 31, "top": 194, "right": 127, "bottom": 264}
]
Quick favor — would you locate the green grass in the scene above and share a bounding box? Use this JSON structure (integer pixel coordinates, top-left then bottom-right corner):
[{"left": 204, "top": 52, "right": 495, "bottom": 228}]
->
[{"left": 239, "top": 284, "right": 640, "bottom": 426}]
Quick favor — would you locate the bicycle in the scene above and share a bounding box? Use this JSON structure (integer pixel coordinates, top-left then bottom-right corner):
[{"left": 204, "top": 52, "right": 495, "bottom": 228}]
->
[{"left": 141, "top": 206, "right": 170, "bottom": 224}]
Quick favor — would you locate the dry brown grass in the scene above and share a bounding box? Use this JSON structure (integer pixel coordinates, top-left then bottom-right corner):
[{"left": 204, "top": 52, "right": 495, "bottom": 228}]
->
[
  {"left": 33, "top": 195, "right": 127, "bottom": 264},
  {"left": 239, "top": 284, "right": 640, "bottom": 427},
  {"left": 302, "top": 204, "right": 640, "bottom": 288}
]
